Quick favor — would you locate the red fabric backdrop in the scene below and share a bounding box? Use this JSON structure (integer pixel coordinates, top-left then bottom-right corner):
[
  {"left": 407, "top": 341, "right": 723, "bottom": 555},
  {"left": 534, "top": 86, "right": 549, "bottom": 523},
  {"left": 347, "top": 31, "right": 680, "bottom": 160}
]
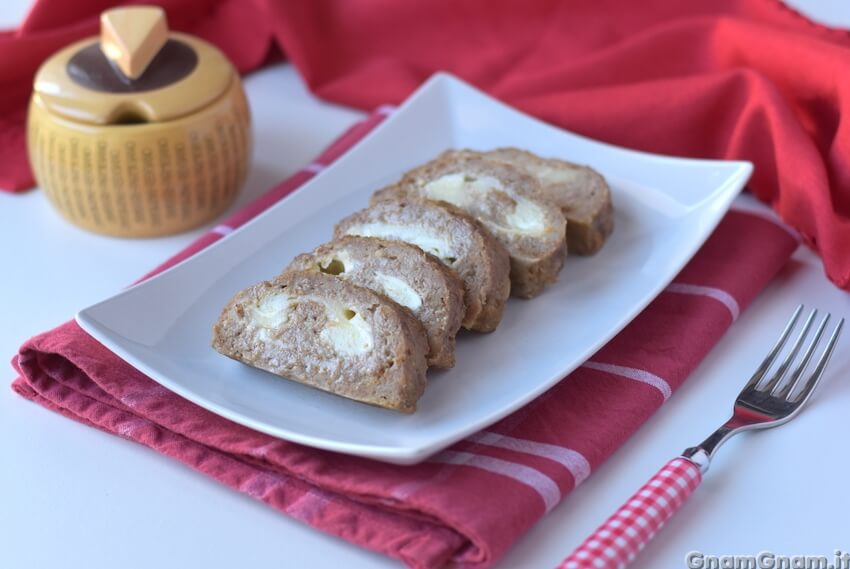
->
[{"left": 2, "top": 0, "right": 849, "bottom": 289}]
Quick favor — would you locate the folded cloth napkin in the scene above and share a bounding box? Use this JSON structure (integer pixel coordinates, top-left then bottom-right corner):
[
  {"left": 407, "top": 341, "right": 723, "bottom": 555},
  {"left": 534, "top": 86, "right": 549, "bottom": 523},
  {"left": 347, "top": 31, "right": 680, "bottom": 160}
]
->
[
  {"left": 0, "top": 0, "right": 847, "bottom": 290},
  {"left": 12, "top": 111, "right": 799, "bottom": 568}
]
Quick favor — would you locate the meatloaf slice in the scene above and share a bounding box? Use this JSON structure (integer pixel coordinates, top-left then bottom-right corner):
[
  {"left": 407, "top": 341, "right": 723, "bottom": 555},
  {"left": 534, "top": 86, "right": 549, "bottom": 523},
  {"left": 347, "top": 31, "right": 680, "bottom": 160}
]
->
[
  {"left": 212, "top": 271, "right": 429, "bottom": 413},
  {"left": 484, "top": 147, "right": 613, "bottom": 255},
  {"left": 373, "top": 150, "right": 567, "bottom": 298},
  {"left": 334, "top": 198, "right": 510, "bottom": 332},
  {"left": 286, "top": 236, "right": 465, "bottom": 368}
]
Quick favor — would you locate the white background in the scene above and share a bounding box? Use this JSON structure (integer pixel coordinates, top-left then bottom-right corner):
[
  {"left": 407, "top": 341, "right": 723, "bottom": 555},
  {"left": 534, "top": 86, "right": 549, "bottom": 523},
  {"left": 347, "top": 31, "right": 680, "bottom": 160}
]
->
[{"left": 2, "top": 2, "right": 850, "bottom": 568}]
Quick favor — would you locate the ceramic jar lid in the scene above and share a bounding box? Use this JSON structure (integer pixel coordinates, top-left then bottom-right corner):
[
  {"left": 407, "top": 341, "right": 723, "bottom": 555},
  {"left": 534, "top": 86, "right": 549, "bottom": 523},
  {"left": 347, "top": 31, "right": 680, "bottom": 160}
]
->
[{"left": 32, "top": 6, "right": 235, "bottom": 125}]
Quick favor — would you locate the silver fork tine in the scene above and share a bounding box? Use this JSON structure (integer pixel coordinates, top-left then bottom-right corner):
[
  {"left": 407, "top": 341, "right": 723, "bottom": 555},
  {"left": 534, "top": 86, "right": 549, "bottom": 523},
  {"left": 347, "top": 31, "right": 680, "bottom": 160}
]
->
[
  {"left": 775, "top": 313, "right": 830, "bottom": 399},
  {"left": 791, "top": 317, "right": 844, "bottom": 403},
  {"left": 742, "top": 304, "right": 804, "bottom": 392},
  {"left": 761, "top": 308, "right": 818, "bottom": 393}
]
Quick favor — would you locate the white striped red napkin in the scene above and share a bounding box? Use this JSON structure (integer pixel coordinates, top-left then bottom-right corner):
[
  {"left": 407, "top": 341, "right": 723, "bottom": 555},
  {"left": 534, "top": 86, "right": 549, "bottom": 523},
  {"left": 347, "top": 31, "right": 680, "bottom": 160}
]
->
[{"left": 11, "top": 110, "right": 799, "bottom": 568}]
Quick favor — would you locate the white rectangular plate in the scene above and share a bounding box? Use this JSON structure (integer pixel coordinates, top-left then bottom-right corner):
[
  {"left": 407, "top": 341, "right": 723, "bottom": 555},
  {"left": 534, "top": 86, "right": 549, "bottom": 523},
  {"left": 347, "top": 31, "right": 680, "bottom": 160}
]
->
[{"left": 77, "top": 73, "right": 751, "bottom": 464}]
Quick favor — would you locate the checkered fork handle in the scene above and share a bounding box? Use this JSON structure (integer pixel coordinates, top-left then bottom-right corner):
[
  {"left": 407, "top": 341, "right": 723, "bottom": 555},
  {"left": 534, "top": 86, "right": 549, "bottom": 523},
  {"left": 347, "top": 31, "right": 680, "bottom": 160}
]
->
[{"left": 558, "top": 457, "right": 702, "bottom": 569}]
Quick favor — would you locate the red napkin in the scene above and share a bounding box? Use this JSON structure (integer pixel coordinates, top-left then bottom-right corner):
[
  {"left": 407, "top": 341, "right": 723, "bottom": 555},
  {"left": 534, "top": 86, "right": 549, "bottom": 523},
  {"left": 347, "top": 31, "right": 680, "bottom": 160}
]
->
[
  {"left": 0, "top": 0, "right": 848, "bottom": 290},
  {"left": 12, "top": 112, "right": 798, "bottom": 568}
]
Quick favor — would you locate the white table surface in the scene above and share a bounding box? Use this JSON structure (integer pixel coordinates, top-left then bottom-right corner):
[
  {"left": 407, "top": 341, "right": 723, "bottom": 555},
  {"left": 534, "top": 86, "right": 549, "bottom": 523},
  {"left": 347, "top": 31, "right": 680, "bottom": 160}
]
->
[{"left": 3, "top": 2, "right": 850, "bottom": 568}]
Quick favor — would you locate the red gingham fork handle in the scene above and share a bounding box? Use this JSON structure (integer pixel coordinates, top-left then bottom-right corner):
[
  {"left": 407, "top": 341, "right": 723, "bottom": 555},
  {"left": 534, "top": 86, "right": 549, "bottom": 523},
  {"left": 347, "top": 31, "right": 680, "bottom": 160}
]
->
[{"left": 559, "top": 457, "right": 702, "bottom": 569}]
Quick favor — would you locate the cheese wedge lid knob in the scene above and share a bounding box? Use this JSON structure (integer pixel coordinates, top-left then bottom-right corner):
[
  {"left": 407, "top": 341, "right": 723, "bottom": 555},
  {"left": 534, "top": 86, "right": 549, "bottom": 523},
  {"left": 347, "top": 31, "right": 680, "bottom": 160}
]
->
[
  {"left": 100, "top": 6, "right": 168, "bottom": 81},
  {"left": 31, "top": 5, "right": 236, "bottom": 125}
]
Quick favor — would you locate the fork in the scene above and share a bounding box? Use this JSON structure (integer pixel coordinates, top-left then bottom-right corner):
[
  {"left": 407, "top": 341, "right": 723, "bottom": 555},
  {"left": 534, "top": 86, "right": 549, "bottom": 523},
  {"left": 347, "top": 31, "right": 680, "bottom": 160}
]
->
[{"left": 559, "top": 305, "right": 844, "bottom": 569}]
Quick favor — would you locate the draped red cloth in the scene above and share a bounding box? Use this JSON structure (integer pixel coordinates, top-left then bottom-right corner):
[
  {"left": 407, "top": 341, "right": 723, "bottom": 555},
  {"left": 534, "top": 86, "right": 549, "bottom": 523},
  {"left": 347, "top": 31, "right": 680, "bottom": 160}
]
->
[
  {"left": 3, "top": 0, "right": 847, "bottom": 288},
  {"left": 6, "top": 0, "right": 850, "bottom": 289}
]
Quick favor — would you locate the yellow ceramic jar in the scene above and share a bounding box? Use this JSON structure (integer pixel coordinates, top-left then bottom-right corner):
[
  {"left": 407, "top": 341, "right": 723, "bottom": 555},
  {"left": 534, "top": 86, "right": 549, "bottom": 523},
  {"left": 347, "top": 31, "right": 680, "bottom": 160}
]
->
[{"left": 27, "top": 6, "right": 252, "bottom": 237}]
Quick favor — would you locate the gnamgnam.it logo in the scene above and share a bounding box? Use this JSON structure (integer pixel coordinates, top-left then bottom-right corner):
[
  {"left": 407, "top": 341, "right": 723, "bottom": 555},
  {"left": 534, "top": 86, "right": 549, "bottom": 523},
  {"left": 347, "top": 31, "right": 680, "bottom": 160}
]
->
[{"left": 685, "top": 549, "right": 850, "bottom": 569}]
